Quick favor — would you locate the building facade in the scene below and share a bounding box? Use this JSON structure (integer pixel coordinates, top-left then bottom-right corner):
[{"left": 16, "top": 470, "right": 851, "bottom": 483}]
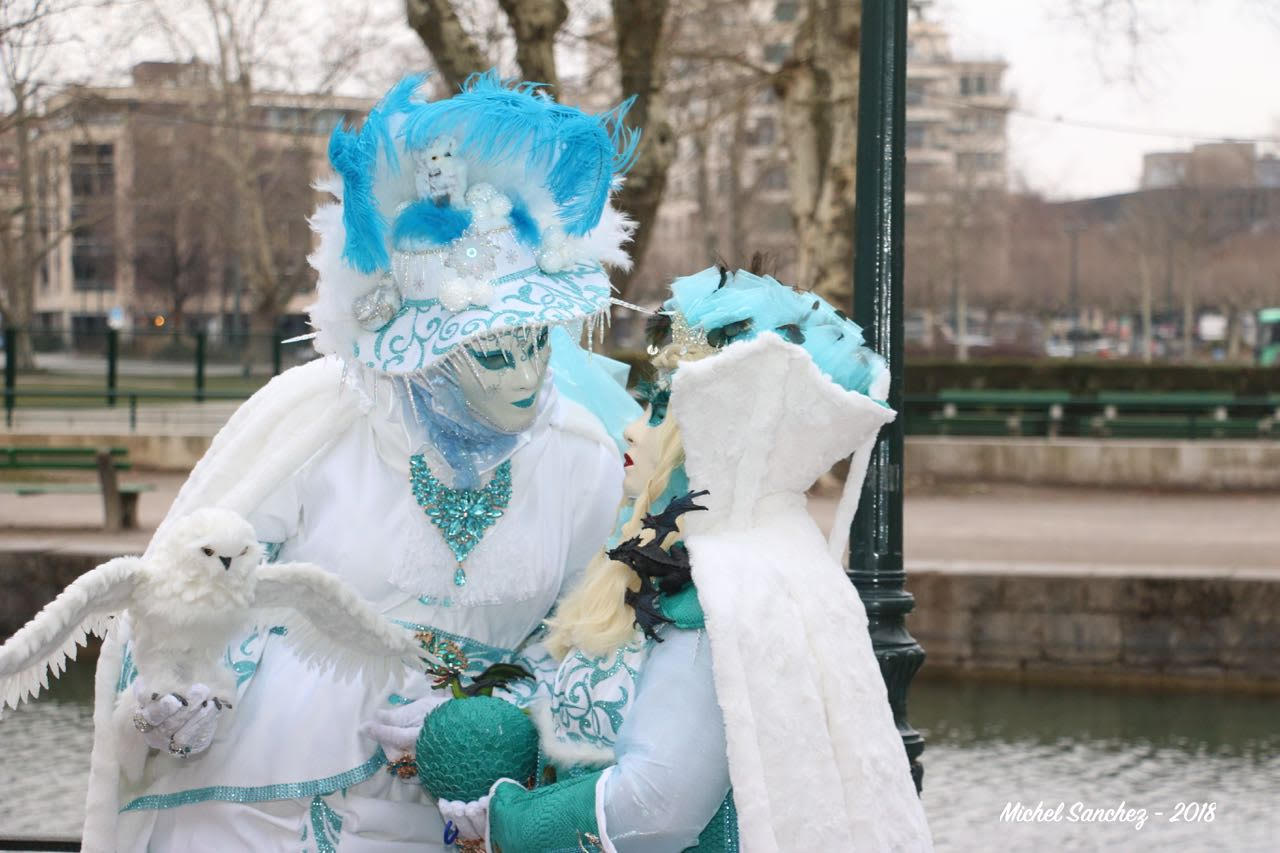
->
[
  {"left": 626, "top": 1, "right": 1010, "bottom": 320},
  {"left": 26, "top": 62, "right": 371, "bottom": 340}
]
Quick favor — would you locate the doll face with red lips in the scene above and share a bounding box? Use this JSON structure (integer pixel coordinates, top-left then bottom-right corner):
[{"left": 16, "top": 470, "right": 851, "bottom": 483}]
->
[
  {"left": 453, "top": 327, "right": 552, "bottom": 433},
  {"left": 621, "top": 410, "right": 663, "bottom": 498}
]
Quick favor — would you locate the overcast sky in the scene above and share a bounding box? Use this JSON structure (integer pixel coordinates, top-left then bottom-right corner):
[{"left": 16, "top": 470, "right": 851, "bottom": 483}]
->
[{"left": 936, "top": 0, "right": 1280, "bottom": 200}]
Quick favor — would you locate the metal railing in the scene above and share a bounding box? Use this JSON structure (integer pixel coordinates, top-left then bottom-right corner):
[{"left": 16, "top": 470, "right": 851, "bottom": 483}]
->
[
  {"left": 3, "top": 388, "right": 250, "bottom": 431},
  {"left": 903, "top": 391, "right": 1280, "bottom": 440}
]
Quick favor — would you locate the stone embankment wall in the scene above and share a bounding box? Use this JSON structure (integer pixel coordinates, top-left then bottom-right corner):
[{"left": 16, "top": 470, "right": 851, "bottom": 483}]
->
[
  {"left": 908, "top": 566, "right": 1280, "bottom": 690},
  {"left": 6, "top": 551, "right": 1277, "bottom": 690},
  {"left": 908, "top": 437, "right": 1280, "bottom": 490},
  {"left": 8, "top": 433, "right": 1280, "bottom": 490},
  {"left": 1, "top": 548, "right": 106, "bottom": 639}
]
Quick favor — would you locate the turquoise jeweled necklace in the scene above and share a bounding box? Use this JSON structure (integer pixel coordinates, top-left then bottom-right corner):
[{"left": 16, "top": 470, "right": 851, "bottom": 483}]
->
[{"left": 409, "top": 455, "right": 513, "bottom": 587}]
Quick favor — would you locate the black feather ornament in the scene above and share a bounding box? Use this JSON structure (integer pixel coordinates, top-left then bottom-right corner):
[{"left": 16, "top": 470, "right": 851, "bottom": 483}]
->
[{"left": 609, "top": 490, "right": 710, "bottom": 641}]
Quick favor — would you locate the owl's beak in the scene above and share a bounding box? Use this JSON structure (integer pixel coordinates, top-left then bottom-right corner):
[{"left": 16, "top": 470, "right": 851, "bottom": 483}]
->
[{"left": 219, "top": 556, "right": 232, "bottom": 570}]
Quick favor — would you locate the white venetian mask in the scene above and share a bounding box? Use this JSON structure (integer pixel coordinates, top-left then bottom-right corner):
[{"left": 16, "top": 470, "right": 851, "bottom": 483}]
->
[{"left": 453, "top": 327, "right": 552, "bottom": 433}]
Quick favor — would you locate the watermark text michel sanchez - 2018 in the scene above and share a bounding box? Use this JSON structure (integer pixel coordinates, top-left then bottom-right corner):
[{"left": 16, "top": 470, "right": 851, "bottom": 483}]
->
[{"left": 1000, "top": 800, "right": 1218, "bottom": 831}]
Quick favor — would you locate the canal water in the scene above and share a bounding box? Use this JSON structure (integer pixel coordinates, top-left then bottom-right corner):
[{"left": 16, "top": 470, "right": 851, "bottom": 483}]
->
[{"left": 1, "top": 663, "right": 1276, "bottom": 850}]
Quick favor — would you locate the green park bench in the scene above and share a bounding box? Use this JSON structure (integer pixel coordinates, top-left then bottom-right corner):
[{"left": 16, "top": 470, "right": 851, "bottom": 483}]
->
[
  {"left": 0, "top": 446, "right": 155, "bottom": 531},
  {"left": 910, "top": 390, "right": 1073, "bottom": 438},
  {"left": 1091, "top": 392, "right": 1275, "bottom": 440}
]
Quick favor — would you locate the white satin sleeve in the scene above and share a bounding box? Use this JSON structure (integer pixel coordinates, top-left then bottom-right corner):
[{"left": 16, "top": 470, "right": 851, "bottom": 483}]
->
[
  {"left": 244, "top": 469, "right": 302, "bottom": 546},
  {"left": 599, "top": 627, "right": 730, "bottom": 852}
]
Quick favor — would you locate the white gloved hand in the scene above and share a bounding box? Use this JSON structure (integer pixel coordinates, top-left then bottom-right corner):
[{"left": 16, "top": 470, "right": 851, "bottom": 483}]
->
[
  {"left": 438, "top": 794, "right": 491, "bottom": 841},
  {"left": 131, "top": 679, "right": 228, "bottom": 758},
  {"left": 358, "top": 689, "right": 451, "bottom": 759}
]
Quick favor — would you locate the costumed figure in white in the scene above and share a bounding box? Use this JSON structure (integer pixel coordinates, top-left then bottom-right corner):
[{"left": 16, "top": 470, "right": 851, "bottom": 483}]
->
[
  {"left": 436, "top": 266, "right": 934, "bottom": 851},
  {"left": 75, "top": 71, "right": 643, "bottom": 852}
]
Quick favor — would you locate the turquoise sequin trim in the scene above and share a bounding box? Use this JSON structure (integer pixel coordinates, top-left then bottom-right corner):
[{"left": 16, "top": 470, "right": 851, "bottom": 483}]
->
[
  {"left": 119, "top": 749, "right": 388, "bottom": 812},
  {"left": 115, "top": 646, "right": 138, "bottom": 693},
  {"left": 307, "top": 794, "right": 343, "bottom": 853},
  {"left": 389, "top": 620, "right": 514, "bottom": 671},
  {"left": 409, "top": 456, "right": 512, "bottom": 583}
]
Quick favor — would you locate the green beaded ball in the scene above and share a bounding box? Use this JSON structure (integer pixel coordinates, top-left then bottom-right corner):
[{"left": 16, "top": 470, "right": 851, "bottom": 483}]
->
[{"left": 415, "top": 696, "right": 539, "bottom": 802}]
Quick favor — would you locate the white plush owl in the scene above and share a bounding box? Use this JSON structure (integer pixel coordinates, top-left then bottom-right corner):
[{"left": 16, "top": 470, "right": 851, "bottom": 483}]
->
[{"left": 0, "top": 508, "right": 421, "bottom": 714}]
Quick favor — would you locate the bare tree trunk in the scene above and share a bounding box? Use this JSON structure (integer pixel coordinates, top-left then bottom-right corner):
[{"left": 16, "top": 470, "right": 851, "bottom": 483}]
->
[
  {"left": 777, "top": 0, "right": 859, "bottom": 305},
  {"left": 8, "top": 81, "right": 37, "bottom": 369},
  {"left": 692, "top": 131, "right": 717, "bottom": 262},
  {"left": 1182, "top": 279, "right": 1194, "bottom": 362},
  {"left": 1222, "top": 302, "right": 1243, "bottom": 361},
  {"left": 1136, "top": 250, "right": 1153, "bottom": 363},
  {"left": 405, "top": 0, "right": 490, "bottom": 90},
  {"left": 497, "top": 0, "right": 567, "bottom": 90},
  {"left": 611, "top": 0, "right": 674, "bottom": 302},
  {"left": 726, "top": 105, "right": 747, "bottom": 264}
]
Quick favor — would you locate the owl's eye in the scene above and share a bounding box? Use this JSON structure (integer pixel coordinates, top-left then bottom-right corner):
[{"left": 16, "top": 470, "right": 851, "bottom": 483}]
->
[
  {"left": 202, "top": 547, "right": 214, "bottom": 557},
  {"left": 238, "top": 547, "right": 249, "bottom": 557}
]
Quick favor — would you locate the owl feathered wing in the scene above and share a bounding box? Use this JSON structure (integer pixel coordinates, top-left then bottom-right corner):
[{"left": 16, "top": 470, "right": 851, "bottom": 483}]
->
[
  {"left": 0, "top": 556, "right": 144, "bottom": 710},
  {"left": 254, "top": 562, "right": 422, "bottom": 687}
]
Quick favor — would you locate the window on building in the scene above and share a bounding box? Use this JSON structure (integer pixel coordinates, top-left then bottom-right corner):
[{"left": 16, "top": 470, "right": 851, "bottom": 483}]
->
[
  {"left": 749, "top": 117, "right": 776, "bottom": 147},
  {"left": 959, "top": 75, "right": 989, "bottom": 96},
  {"left": 72, "top": 236, "right": 115, "bottom": 292},
  {"left": 70, "top": 143, "right": 114, "bottom": 197},
  {"left": 759, "top": 165, "right": 788, "bottom": 190},
  {"left": 760, "top": 203, "right": 793, "bottom": 232},
  {"left": 957, "top": 152, "right": 1003, "bottom": 173},
  {"left": 906, "top": 82, "right": 925, "bottom": 106},
  {"left": 775, "top": 1, "right": 799, "bottom": 21},
  {"left": 764, "top": 43, "right": 789, "bottom": 65},
  {"left": 906, "top": 122, "right": 926, "bottom": 149}
]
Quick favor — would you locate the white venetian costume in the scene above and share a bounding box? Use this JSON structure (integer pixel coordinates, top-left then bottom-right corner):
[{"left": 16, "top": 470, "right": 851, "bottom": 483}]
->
[{"left": 80, "top": 72, "right": 641, "bottom": 851}]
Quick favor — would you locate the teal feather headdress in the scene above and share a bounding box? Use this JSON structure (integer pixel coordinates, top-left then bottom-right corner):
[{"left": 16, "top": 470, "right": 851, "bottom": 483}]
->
[{"left": 648, "top": 266, "right": 888, "bottom": 400}]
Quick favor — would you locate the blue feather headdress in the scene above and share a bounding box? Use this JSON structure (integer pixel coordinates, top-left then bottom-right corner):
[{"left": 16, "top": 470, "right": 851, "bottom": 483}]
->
[
  {"left": 328, "top": 71, "right": 639, "bottom": 274},
  {"left": 401, "top": 71, "right": 639, "bottom": 237},
  {"left": 308, "top": 71, "right": 640, "bottom": 379},
  {"left": 328, "top": 74, "right": 428, "bottom": 274}
]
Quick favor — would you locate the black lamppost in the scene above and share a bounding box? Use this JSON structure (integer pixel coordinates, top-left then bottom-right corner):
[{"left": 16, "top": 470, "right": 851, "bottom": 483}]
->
[{"left": 850, "top": 0, "right": 926, "bottom": 794}]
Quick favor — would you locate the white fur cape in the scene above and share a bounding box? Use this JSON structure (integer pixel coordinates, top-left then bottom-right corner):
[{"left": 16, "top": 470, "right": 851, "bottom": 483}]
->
[{"left": 671, "top": 335, "right": 933, "bottom": 852}]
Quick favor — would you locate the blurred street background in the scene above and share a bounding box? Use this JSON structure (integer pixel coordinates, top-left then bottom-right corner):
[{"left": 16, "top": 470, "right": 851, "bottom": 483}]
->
[{"left": 2, "top": 0, "right": 1279, "bottom": 850}]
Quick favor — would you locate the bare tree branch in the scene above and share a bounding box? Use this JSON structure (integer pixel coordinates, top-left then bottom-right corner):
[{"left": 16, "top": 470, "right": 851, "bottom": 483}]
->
[
  {"left": 496, "top": 0, "right": 566, "bottom": 90},
  {"left": 405, "top": 0, "right": 490, "bottom": 90}
]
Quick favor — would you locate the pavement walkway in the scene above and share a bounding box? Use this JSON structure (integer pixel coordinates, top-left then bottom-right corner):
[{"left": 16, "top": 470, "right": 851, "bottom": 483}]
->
[{"left": 3, "top": 473, "right": 1276, "bottom": 575}]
